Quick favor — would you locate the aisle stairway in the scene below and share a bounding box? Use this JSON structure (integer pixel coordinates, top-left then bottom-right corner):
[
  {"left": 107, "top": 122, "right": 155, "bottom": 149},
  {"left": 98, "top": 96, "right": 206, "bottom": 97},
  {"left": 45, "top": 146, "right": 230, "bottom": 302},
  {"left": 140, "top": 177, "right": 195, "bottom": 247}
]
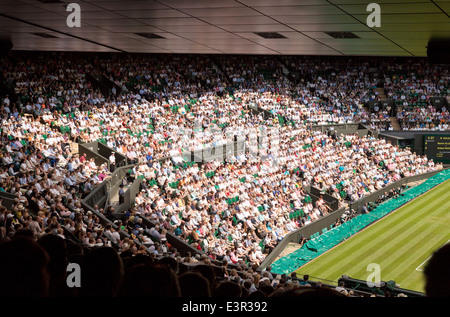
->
[
  {"left": 390, "top": 117, "right": 402, "bottom": 131},
  {"left": 375, "top": 87, "right": 387, "bottom": 100},
  {"left": 109, "top": 183, "right": 131, "bottom": 207},
  {"left": 70, "top": 142, "right": 79, "bottom": 156}
]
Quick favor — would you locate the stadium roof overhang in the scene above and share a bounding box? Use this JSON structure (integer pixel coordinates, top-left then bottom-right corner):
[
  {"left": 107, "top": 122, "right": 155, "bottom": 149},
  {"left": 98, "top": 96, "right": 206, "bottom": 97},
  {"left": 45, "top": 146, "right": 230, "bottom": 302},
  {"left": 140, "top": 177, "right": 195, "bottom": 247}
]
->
[{"left": 0, "top": 0, "right": 449, "bottom": 56}]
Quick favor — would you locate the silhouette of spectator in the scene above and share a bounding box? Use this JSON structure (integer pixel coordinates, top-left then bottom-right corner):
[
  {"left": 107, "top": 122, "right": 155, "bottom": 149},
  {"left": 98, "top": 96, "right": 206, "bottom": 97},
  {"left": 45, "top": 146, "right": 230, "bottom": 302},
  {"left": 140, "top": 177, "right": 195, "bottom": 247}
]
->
[
  {"left": 178, "top": 272, "right": 211, "bottom": 297},
  {"left": 79, "top": 246, "right": 123, "bottom": 297},
  {"left": 424, "top": 243, "right": 450, "bottom": 297},
  {"left": 158, "top": 256, "right": 179, "bottom": 274},
  {"left": 192, "top": 264, "right": 217, "bottom": 293},
  {"left": 119, "top": 249, "right": 135, "bottom": 264},
  {"left": 259, "top": 283, "right": 275, "bottom": 297},
  {"left": 64, "top": 238, "right": 84, "bottom": 265},
  {"left": 249, "top": 290, "right": 266, "bottom": 298},
  {"left": 118, "top": 262, "right": 180, "bottom": 297},
  {"left": 12, "top": 228, "right": 35, "bottom": 239},
  {"left": 0, "top": 236, "right": 49, "bottom": 297},
  {"left": 123, "top": 253, "right": 154, "bottom": 273},
  {"left": 213, "top": 280, "right": 242, "bottom": 297},
  {"left": 242, "top": 279, "right": 255, "bottom": 297},
  {"left": 37, "top": 234, "right": 74, "bottom": 297}
]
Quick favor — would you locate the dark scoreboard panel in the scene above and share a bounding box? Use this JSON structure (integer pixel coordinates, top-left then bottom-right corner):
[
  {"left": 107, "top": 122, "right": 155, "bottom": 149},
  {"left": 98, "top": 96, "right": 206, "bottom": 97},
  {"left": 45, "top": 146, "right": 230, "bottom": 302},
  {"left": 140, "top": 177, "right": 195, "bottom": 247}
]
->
[{"left": 423, "top": 135, "right": 450, "bottom": 163}]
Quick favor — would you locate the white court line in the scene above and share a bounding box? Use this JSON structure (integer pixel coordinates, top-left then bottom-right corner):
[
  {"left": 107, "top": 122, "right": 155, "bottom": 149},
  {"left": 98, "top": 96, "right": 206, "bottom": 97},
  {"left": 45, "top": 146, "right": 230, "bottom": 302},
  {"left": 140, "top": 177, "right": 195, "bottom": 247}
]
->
[{"left": 415, "top": 240, "right": 450, "bottom": 272}]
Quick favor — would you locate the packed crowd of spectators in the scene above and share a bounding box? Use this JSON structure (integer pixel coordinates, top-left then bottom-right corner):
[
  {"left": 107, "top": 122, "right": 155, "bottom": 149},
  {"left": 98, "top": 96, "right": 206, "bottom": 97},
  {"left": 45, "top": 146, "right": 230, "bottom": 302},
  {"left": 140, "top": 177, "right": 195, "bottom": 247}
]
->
[
  {"left": 397, "top": 104, "right": 450, "bottom": 131},
  {"left": 0, "top": 52, "right": 447, "bottom": 275},
  {"left": 383, "top": 61, "right": 449, "bottom": 107},
  {"left": 381, "top": 60, "right": 450, "bottom": 131},
  {"left": 0, "top": 112, "right": 113, "bottom": 246}
]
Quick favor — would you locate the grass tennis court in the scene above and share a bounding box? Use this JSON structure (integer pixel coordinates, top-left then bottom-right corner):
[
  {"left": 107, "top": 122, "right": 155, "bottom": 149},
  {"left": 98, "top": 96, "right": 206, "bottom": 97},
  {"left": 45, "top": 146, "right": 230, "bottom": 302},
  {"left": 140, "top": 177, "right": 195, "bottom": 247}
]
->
[{"left": 295, "top": 179, "right": 450, "bottom": 293}]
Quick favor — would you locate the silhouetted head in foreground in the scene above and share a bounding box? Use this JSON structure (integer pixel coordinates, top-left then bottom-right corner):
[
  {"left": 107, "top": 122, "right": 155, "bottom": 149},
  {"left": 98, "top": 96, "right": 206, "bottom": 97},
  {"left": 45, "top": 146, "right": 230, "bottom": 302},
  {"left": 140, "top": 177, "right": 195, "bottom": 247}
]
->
[
  {"left": 178, "top": 272, "right": 211, "bottom": 297},
  {"left": 79, "top": 246, "right": 123, "bottom": 297},
  {"left": 213, "top": 280, "right": 242, "bottom": 297},
  {"left": 424, "top": 243, "right": 450, "bottom": 297},
  {"left": 38, "top": 234, "right": 71, "bottom": 297},
  {"left": 0, "top": 236, "right": 49, "bottom": 297},
  {"left": 118, "top": 262, "right": 180, "bottom": 297}
]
